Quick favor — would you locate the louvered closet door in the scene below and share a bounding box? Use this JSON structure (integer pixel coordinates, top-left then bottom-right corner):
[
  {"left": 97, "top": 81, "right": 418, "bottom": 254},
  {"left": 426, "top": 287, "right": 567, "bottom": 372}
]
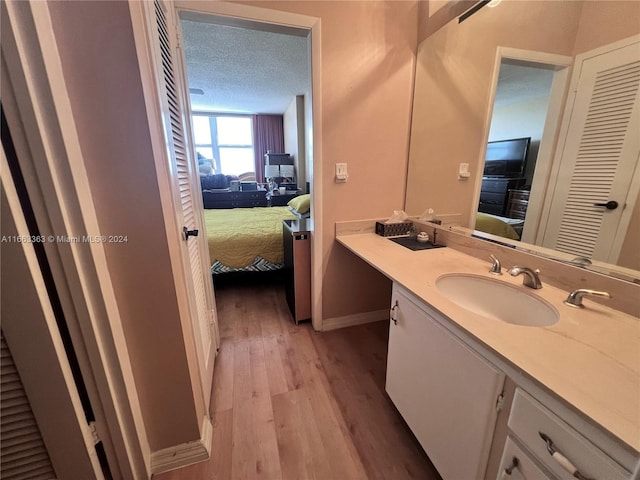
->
[
  {"left": 1, "top": 331, "right": 56, "bottom": 480},
  {"left": 542, "top": 40, "right": 640, "bottom": 262},
  {"left": 152, "top": 0, "right": 217, "bottom": 402}
]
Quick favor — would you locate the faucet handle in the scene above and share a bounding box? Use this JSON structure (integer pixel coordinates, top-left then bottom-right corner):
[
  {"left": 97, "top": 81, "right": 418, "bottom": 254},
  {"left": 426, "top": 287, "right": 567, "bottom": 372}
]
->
[
  {"left": 564, "top": 289, "right": 612, "bottom": 308},
  {"left": 489, "top": 255, "right": 502, "bottom": 275}
]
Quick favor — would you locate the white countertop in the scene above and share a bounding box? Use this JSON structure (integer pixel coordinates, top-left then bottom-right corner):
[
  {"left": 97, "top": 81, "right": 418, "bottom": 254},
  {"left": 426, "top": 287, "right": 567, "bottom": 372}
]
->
[{"left": 337, "top": 232, "right": 640, "bottom": 453}]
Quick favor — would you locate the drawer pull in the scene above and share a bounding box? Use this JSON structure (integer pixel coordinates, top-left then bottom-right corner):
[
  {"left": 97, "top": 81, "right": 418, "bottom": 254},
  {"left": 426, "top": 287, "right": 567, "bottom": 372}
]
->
[
  {"left": 539, "top": 432, "right": 594, "bottom": 480},
  {"left": 502, "top": 456, "right": 520, "bottom": 478}
]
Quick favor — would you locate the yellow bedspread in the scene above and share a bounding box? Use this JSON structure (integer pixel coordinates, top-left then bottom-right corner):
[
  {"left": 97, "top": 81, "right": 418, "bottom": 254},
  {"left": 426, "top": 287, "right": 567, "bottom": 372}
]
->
[
  {"left": 203, "top": 207, "right": 297, "bottom": 268},
  {"left": 475, "top": 212, "right": 520, "bottom": 240}
]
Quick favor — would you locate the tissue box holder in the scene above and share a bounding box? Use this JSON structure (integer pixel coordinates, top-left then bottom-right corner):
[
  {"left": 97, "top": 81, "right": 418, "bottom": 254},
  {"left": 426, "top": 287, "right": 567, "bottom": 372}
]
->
[{"left": 375, "top": 221, "right": 413, "bottom": 237}]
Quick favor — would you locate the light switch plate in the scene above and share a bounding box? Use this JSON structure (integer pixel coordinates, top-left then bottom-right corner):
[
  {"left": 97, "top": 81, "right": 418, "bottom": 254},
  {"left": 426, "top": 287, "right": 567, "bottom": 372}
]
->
[
  {"left": 336, "top": 163, "right": 348, "bottom": 182},
  {"left": 458, "top": 162, "right": 470, "bottom": 180}
]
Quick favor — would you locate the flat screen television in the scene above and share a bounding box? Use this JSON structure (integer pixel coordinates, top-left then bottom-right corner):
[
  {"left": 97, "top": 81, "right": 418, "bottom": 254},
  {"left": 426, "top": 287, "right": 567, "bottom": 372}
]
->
[{"left": 483, "top": 137, "right": 530, "bottom": 178}]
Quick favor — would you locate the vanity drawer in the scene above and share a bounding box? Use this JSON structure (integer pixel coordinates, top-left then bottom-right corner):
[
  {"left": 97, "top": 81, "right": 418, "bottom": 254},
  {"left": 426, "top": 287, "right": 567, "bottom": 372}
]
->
[
  {"left": 497, "top": 436, "right": 553, "bottom": 480},
  {"left": 508, "top": 389, "right": 629, "bottom": 480}
]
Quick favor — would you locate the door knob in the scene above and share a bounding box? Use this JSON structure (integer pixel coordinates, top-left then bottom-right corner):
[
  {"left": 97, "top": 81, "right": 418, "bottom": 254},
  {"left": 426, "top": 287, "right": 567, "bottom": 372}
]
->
[
  {"left": 183, "top": 226, "right": 199, "bottom": 240},
  {"left": 593, "top": 200, "right": 618, "bottom": 210}
]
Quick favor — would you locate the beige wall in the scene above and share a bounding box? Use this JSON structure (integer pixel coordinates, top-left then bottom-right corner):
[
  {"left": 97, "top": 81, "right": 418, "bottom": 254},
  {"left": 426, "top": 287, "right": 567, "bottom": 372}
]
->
[
  {"left": 572, "top": 1, "right": 640, "bottom": 55},
  {"left": 242, "top": 1, "right": 419, "bottom": 319},
  {"left": 47, "top": 1, "right": 200, "bottom": 452},
  {"left": 619, "top": 196, "right": 640, "bottom": 270},
  {"left": 406, "top": 0, "right": 584, "bottom": 223}
]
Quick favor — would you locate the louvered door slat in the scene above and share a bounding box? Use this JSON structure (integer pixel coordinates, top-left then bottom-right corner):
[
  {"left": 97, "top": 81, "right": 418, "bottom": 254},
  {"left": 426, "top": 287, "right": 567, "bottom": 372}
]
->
[
  {"left": 3, "top": 463, "right": 56, "bottom": 480},
  {"left": 543, "top": 42, "right": 640, "bottom": 262},
  {"left": 0, "top": 331, "right": 56, "bottom": 480}
]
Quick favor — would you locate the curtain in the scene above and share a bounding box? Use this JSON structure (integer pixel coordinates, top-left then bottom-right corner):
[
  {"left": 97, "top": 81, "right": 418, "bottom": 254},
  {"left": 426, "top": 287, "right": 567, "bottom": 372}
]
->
[{"left": 253, "top": 114, "right": 284, "bottom": 183}]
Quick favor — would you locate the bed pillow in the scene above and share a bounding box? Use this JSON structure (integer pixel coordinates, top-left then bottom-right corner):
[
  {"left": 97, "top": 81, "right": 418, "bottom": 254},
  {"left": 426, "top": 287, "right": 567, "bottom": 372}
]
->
[{"left": 288, "top": 194, "right": 311, "bottom": 215}]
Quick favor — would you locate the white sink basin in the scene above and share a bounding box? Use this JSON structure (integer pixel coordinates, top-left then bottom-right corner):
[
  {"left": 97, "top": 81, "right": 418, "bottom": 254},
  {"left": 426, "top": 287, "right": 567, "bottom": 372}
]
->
[{"left": 435, "top": 274, "right": 559, "bottom": 327}]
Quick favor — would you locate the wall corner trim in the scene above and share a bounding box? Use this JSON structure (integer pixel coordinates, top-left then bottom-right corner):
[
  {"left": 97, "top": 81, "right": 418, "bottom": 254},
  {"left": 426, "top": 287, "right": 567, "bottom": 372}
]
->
[
  {"left": 150, "top": 415, "right": 213, "bottom": 475},
  {"left": 322, "top": 309, "right": 388, "bottom": 331}
]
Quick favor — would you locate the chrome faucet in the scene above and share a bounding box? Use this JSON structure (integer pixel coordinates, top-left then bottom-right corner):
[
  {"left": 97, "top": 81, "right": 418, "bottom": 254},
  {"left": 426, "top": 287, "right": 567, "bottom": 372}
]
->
[
  {"left": 489, "top": 255, "right": 502, "bottom": 275},
  {"left": 508, "top": 266, "right": 542, "bottom": 289},
  {"left": 564, "top": 289, "right": 611, "bottom": 308}
]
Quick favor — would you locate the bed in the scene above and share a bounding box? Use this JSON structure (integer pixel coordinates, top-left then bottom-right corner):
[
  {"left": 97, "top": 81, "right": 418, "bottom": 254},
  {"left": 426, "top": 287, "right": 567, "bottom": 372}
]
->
[
  {"left": 203, "top": 206, "right": 298, "bottom": 274},
  {"left": 475, "top": 212, "right": 523, "bottom": 240}
]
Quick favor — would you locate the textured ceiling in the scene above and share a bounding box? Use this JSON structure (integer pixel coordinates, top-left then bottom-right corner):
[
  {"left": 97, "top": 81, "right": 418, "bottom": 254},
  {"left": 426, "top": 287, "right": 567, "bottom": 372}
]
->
[
  {"left": 181, "top": 20, "right": 310, "bottom": 115},
  {"left": 495, "top": 63, "right": 555, "bottom": 108},
  {"left": 181, "top": 19, "right": 549, "bottom": 115}
]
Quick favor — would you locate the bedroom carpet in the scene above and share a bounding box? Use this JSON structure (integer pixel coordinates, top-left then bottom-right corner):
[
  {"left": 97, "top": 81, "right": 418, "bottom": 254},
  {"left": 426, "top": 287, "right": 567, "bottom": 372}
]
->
[{"left": 154, "top": 281, "right": 441, "bottom": 480}]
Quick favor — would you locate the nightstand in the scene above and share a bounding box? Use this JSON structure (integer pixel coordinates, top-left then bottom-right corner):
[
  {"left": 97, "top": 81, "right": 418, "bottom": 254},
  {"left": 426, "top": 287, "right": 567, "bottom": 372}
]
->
[
  {"left": 267, "top": 190, "right": 300, "bottom": 207},
  {"left": 282, "top": 219, "right": 311, "bottom": 323}
]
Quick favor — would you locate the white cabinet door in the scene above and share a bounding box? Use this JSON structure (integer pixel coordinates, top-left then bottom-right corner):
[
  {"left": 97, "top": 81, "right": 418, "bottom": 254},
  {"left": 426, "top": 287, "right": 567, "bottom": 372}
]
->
[{"left": 386, "top": 284, "right": 505, "bottom": 480}]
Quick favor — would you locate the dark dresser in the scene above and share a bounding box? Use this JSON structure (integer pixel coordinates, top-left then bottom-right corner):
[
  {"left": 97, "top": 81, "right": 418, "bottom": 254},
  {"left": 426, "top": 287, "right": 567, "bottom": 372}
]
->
[
  {"left": 478, "top": 177, "right": 525, "bottom": 216},
  {"left": 283, "top": 219, "right": 311, "bottom": 324},
  {"left": 202, "top": 189, "right": 267, "bottom": 209}
]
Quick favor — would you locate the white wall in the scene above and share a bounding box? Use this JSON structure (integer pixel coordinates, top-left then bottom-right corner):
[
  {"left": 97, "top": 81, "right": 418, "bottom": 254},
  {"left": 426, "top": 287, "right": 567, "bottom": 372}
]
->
[
  {"left": 488, "top": 94, "right": 551, "bottom": 184},
  {"left": 488, "top": 96, "right": 550, "bottom": 143}
]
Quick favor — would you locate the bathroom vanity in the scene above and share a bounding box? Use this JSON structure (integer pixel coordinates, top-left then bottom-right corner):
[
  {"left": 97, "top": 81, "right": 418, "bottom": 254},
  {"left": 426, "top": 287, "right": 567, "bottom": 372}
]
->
[{"left": 336, "top": 224, "right": 639, "bottom": 480}]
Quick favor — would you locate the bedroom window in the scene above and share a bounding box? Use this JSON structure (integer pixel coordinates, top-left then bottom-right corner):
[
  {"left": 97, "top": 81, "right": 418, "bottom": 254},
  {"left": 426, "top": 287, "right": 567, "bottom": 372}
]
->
[{"left": 192, "top": 114, "right": 254, "bottom": 176}]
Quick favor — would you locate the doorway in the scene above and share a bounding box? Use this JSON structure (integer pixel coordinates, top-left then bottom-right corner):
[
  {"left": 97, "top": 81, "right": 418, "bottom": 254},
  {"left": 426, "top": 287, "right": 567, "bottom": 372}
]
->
[
  {"left": 175, "top": 5, "right": 317, "bottom": 322},
  {"left": 473, "top": 48, "right": 572, "bottom": 244}
]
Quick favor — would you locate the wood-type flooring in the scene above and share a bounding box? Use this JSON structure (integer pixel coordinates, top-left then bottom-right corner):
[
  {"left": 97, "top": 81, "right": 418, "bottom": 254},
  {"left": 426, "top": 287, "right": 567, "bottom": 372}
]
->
[{"left": 155, "top": 280, "right": 440, "bottom": 480}]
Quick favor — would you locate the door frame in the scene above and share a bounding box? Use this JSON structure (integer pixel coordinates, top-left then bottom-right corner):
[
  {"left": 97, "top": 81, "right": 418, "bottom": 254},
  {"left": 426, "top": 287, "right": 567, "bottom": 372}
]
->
[
  {"left": 1, "top": 150, "right": 104, "bottom": 479},
  {"left": 1, "top": 1, "right": 150, "bottom": 477},
  {"left": 471, "top": 47, "right": 572, "bottom": 242},
  {"left": 171, "top": 0, "right": 324, "bottom": 330}
]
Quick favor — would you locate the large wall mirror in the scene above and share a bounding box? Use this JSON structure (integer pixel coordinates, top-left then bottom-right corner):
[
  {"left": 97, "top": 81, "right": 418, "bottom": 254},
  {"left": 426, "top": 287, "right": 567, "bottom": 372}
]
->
[{"left": 405, "top": 0, "right": 640, "bottom": 282}]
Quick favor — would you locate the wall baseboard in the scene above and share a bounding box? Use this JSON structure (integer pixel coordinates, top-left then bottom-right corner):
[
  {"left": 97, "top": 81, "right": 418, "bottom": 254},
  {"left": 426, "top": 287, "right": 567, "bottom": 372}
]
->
[
  {"left": 322, "top": 309, "right": 388, "bottom": 331},
  {"left": 150, "top": 415, "right": 212, "bottom": 475}
]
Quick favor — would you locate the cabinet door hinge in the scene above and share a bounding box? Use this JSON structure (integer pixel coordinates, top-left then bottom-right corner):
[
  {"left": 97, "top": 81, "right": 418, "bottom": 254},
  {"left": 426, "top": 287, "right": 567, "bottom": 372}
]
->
[
  {"left": 496, "top": 392, "right": 505, "bottom": 412},
  {"left": 390, "top": 300, "right": 399, "bottom": 325},
  {"left": 174, "top": 22, "right": 182, "bottom": 49},
  {"left": 88, "top": 421, "right": 100, "bottom": 445}
]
